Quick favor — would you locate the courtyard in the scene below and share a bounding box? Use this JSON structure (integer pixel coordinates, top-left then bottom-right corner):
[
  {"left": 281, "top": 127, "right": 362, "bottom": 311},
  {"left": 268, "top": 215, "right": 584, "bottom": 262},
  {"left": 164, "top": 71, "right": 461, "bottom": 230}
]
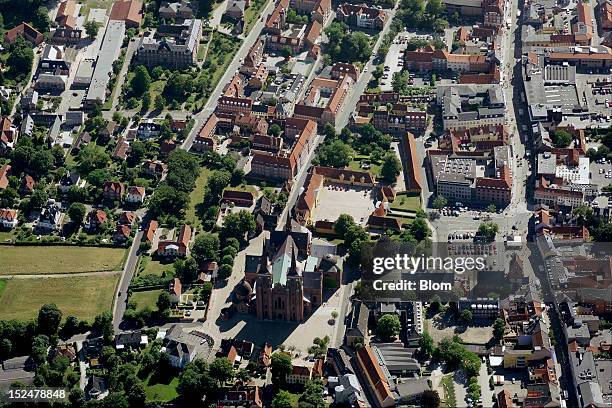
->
[
  {"left": 426, "top": 309, "right": 495, "bottom": 345},
  {"left": 314, "top": 184, "right": 377, "bottom": 226}
]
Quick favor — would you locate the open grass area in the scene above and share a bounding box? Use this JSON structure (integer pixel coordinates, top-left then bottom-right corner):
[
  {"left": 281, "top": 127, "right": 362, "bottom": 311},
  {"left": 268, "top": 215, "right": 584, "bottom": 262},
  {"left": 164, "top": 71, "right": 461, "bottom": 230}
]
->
[
  {"left": 0, "top": 280, "right": 6, "bottom": 298},
  {"left": 186, "top": 167, "right": 212, "bottom": 229},
  {"left": 79, "top": 0, "right": 114, "bottom": 18},
  {"left": 131, "top": 290, "right": 162, "bottom": 313},
  {"left": 145, "top": 375, "right": 179, "bottom": 402},
  {"left": 203, "top": 31, "right": 242, "bottom": 95},
  {"left": 0, "top": 246, "right": 126, "bottom": 275},
  {"left": 226, "top": 184, "right": 257, "bottom": 193},
  {"left": 441, "top": 374, "right": 457, "bottom": 408},
  {"left": 244, "top": 0, "right": 269, "bottom": 33},
  {"left": 0, "top": 274, "right": 119, "bottom": 321},
  {"left": 138, "top": 255, "right": 173, "bottom": 277},
  {"left": 389, "top": 193, "right": 422, "bottom": 213},
  {"left": 0, "top": 230, "right": 16, "bottom": 242},
  {"left": 347, "top": 156, "right": 381, "bottom": 176}
]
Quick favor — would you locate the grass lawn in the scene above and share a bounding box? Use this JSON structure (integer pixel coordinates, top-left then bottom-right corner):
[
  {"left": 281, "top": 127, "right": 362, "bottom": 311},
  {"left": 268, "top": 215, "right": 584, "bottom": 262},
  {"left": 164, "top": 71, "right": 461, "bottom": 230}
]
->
[
  {"left": 389, "top": 193, "right": 421, "bottom": 213},
  {"left": 186, "top": 167, "right": 212, "bottom": 229},
  {"left": 347, "top": 156, "right": 381, "bottom": 176},
  {"left": 441, "top": 374, "right": 457, "bottom": 408},
  {"left": 205, "top": 31, "right": 242, "bottom": 93},
  {"left": 0, "top": 246, "right": 126, "bottom": 275},
  {"left": 0, "top": 280, "right": 6, "bottom": 298},
  {"left": 0, "top": 274, "right": 119, "bottom": 321},
  {"left": 138, "top": 255, "right": 173, "bottom": 277},
  {"left": 226, "top": 184, "right": 257, "bottom": 193},
  {"left": 243, "top": 0, "right": 269, "bottom": 33},
  {"left": 0, "top": 230, "right": 16, "bottom": 242},
  {"left": 145, "top": 375, "right": 179, "bottom": 402},
  {"left": 131, "top": 290, "right": 162, "bottom": 313}
]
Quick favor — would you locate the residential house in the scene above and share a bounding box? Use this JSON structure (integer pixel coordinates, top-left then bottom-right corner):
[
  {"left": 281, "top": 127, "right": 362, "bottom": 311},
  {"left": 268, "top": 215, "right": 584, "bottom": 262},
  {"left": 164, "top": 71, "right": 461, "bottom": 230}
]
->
[
  {"left": 144, "top": 219, "right": 159, "bottom": 243},
  {"left": 103, "top": 181, "right": 126, "bottom": 201},
  {"left": 0, "top": 117, "right": 18, "bottom": 152},
  {"left": 112, "top": 137, "right": 131, "bottom": 160},
  {"left": 163, "top": 324, "right": 214, "bottom": 369},
  {"left": 143, "top": 160, "right": 167, "bottom": 177},
  {"left": 36, "top": 201, "right": 63, "bottom": 231},
  {"left": 159, "top": 1, "right": 196, "bottom": 20},
  {"left": 158, "top": 225, "right": 192, "bottom": 258},
  {"left": 125, "top": 186, "right": 146, "bottom": 204},
  {"left": 118, "top": 211, "right": 136, "bottom": 225},
  {"left": 346, "top": 301, "right": 369, "bottom": 347},
  {"left": 110, "top": 0, "right": 143, "bottom": 28},
  {"left": 0, "top": 164, "right": 10, "bottom": 189},
  {"left": 294, "top": 75, "right": 353, "bottom": 126},
  {"left": 4, "top": 22, "right": 44, "bottom": 46},
  {"left": 336, "top": 3, "right": 388, "bottom": 30},
  {"left": 221, "top": 189, "right": 255, "bottom": 207},
  {"left": 98, "top": 121, "right": 117, "bottom": 144},
  {"left": 115, "top": 331, "right": 148, "bottom": 350},
  {"left": 219, "top": 385, "right": 263, "bottom": 408},
  {"left": 20, "top": 90, "right": 39, "bottom": 111},
  {"left": 168, "top": 277, "right": 182, "bottom": 303},
  {"left": 113, "top": 224, "right": 131, "bottom": 243},
  {"left": 225, "top": 0, "right": 247, "bottom": 21},
  {"left": 58, "top": 171, "right": 81, "bottom": 193},
  {"left": 0, "top": 209, "right": 18, "bottom": 229},
  {"left": 19, "top": 175, "right": 35, "bottom": 195},
  {"left": 286, "top": 365, "right": 311, "bottom": 385},
  {"left": 85, "top": 210, "right": 108, "bottom": 231}
]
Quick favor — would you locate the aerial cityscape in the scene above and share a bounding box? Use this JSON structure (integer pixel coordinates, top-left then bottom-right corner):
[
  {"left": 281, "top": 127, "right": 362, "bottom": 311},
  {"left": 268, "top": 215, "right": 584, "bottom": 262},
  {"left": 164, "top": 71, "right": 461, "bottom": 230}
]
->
[{"left": 0, "top": 0, "right": 611, "bottom": 406}]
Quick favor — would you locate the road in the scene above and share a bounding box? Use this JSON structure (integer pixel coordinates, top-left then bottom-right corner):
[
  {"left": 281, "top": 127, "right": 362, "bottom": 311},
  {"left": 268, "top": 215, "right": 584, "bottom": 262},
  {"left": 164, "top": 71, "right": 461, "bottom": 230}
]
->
[
  {"left": 112, "top": 230, "right": 144, "bottom": 330},
  {"left": 334, "top": 6, "right": 398, "bottom": 132},
  {"left": 182, "top": 0, "right": 278, "bottom": 151}
]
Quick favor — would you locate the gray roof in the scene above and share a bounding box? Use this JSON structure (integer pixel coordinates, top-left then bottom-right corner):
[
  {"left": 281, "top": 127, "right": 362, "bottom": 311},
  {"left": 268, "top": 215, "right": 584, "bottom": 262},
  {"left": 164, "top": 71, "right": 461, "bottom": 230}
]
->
[
  {"left": 86, "top": 20, "right": 126, "bottom": 103},
  {"left": 372, "top": 343, "right": 421, "bottom": 374}
]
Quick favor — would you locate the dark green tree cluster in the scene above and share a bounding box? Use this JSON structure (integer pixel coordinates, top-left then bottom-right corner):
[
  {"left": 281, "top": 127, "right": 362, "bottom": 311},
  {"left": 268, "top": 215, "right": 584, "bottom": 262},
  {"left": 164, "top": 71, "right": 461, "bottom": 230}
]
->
[
  {"left": 324, "top": 22, "right": 372, "bottom": 63},
  {"left": 333, "top": 214, "right": 371, "bottom": 264},
  {"left": 397, "top": 0, "right": 448, "bottom": 32},
  {"left": 148, "top": 150, "right": 200, "bottom": 222}
]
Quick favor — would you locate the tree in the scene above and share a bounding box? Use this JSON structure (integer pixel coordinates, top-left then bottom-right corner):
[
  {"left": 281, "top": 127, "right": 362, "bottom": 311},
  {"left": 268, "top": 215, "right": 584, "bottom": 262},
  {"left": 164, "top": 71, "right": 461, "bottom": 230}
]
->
[
  {"left": 131, "top": 66, "right": 151, "bottom": 96},
  {"left": 127, "top": 383, "right": 146, "bottom": 408},
  {"left": 31, "top": 334, "right": 50, "bottom": 365},
  {"left": 84, "top": 21, "right": 100, "bottom": 38},
  {"left": 77, "top": 145, "right": 110, "bottom": 174},
  {"left": 300, "top": 379, "right": 325, "bottom": 408},
  {"left": 432, "top": 195, "right": 447, "bottom": 209},
  {"left": 33, "top": 6, "right": 51, "bottom": 32},
  {"left": 156, "top": 291, "right": 172, "bottom": 313},
  {"left": 67, "top": 202, "right": 86, "bottom": 224},
  {"left": 421, "top": 390, "right": 441, "bottom": 408},
  {"left": 315, "top": 140, "right": 352, "bottom": 168},
  {"left": 163, "top": 72, "right": 194, "bottom": 102},
  {"left": 418, "top": 332, "right": 435, "bottom": 359},
  {"left": 594, "top": 223, "right": 612, "bottom": 242},
  {"left": 61, "top": 315, "right": 80, "bottom": 339},
  {"left": 210, "top": 357, "right": 235, "bottom": 384},
  {"left": 29, "top": 189, "right": 48, "bottom": 210},
  {"left": 7, "top": 37, "right": 34, "bottom": 76},
  {"left": 221, "top": 210, "right": 256, "bottom": 241},
  {"left": 460, "top": 309, "right": 473, "bottom": 323},
  {"left": 380, "top": 153, "right": 401, "bottom": 182},
  {"left": 93, "top": 312, "right": 114, "bottom": 342},
  {"left": 334, "top": 214, "right": 356, "bottom": 239},
  {"left": 38, "top": 304, "right": 62, "bottom": 336},
  {"left": 478, "top": 221, "right": 499, "bottom": 242},
  {"left": 377, "top": 314, "right": 401, "bottom": 339},
  {"left": 154, "top": 94, "right": 166, "bottom": 112},
  {"left": 148, "top": 184, "right": 189, "bottom": 216},
  {"left": 272, "top": 390, "right": 294, "bottom": 408},
  {"left": 409, "top": 216, "right": 431, "bottom": 241},
  {"left": 268, "top": 124, "right": 282, "bottom": 137},
  {"left": 486, "top": 203, "right": 497, "bottom": 213},
  {"left": 191, "top": 233, "right": 220, "bottom": 264},
  {"left": 0, "top": 338, "right": 12, "bottom": 360},
  {"left": 271, "top": 352, "right": 292, "bottom": 385},
  {"left": 392, "top": 71, "right": 409, "bottom": 94},
  {"left": 174, "top": 258, "right": 198, "bottom": 283},
  {"left": 551, "top": 130, "right": 572, "bottom": 148},
  {"left": 141, "top": 91, "right": 151, "bottom": 111},
  {"left": 206, "top": 170, "right": 232, "bottom": 198},
  {"left": 493, "top": 318, "right": 505, "bottom": 340}
]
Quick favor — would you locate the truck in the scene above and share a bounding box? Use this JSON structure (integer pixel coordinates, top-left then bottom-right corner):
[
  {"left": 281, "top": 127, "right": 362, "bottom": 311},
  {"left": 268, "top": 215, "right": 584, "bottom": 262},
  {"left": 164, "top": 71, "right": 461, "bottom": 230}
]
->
[{"left": 493, "top": 375, "right": 505, "bottom": 385}]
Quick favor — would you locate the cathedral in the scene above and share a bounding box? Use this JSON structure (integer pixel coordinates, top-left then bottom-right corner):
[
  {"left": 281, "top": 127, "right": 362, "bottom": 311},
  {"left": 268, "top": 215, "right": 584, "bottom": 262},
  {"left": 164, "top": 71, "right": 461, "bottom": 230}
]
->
[{"left": 233, "top": 215, "right": 341, "bottom": 322}]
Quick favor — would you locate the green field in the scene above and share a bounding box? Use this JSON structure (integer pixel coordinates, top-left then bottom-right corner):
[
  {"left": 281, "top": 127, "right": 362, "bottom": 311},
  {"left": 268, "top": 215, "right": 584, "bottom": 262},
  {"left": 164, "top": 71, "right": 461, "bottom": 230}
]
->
[
  {"left": 0, "top": 274, "right": 119, "bottom": 321},
  {"left": 138, "top": 256, "right": 173, "bottom": 277},
  {"left": 244, "top": 0, "right": 269, "bottom": 33},
  {"left": 131, "top": 290, "right": 162, "bottom": 312},
  {"left": 0, "top": 246, "right": 125, "bottom": 275},
  {"left": 0, "top": 280, "right": 6, "bottom": 298},
  {"left": 389, "top": 193, "right": 422, "bottom": 213},
  {"left": 0, "top": 230, "right": 16, "bottom": 242},
  {"left": 145, "top": 376, "right": 179, "bottom": 402},
  {"left": 186, "top": 168, "right": 212, "bottom": 229},
  {"left": 347, "top": 156, "right": 381, "bottom": 176}
]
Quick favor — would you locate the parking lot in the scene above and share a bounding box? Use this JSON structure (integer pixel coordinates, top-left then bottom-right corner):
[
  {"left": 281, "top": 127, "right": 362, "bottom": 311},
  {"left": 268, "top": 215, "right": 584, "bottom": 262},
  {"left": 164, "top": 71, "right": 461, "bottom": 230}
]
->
[
  {"left": 590, "top": 161, "right": 612, "bottom": 186},
  {"left": 314, "top": 184, "right": 376, "bottom": 227}
]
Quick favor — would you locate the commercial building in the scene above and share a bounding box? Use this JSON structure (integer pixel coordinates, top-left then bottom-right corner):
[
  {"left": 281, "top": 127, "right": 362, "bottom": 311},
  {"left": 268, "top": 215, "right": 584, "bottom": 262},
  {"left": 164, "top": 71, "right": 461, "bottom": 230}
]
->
[{"left": 135, "top": 19, "right": 202, "bottom": 69}]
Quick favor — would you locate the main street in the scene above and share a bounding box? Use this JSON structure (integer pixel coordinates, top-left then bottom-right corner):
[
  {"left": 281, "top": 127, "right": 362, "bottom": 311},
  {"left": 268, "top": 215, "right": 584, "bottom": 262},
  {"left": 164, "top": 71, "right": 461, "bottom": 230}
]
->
[{"left": 182, "top": 0, "right": 278, "bottom": 151}]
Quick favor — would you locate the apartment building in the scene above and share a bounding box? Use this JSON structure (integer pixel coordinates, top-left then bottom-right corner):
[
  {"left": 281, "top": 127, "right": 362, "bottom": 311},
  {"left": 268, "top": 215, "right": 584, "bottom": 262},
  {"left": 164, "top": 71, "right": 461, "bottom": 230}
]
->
[
  {"left": 135, "top": 19, "right": 202, "bottom": 68},
  {"left": 294, "top": 75, "right": 353, "bottom": 126},
  {"left": 336, "top": 3, "right": 388, "bottom": 30}
]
